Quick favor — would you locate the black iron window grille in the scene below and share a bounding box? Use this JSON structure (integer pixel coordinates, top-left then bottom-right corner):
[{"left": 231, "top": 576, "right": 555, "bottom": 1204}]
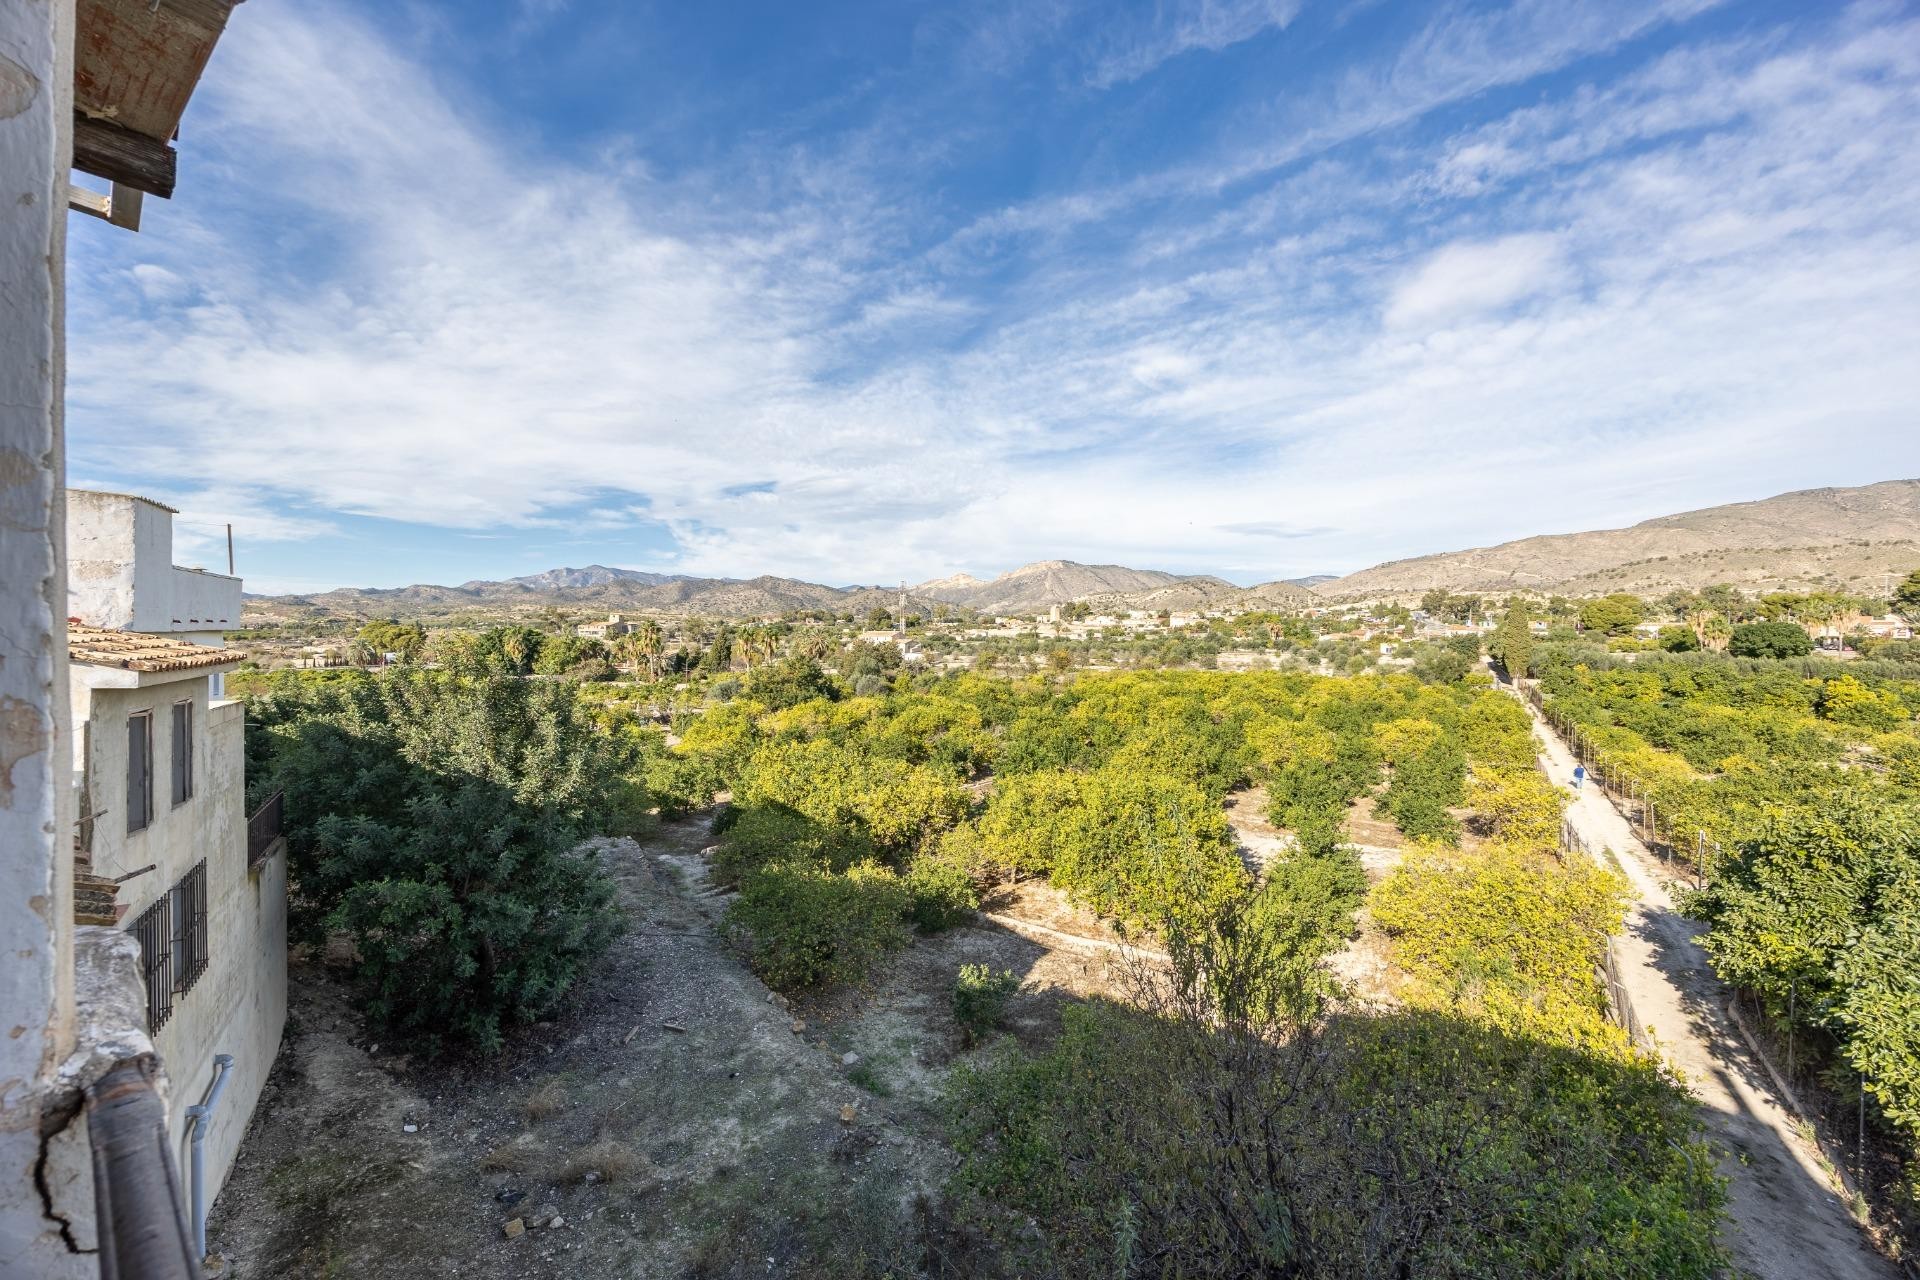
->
[
  {"left": 170, "top": 860, "right": 209, "bottom": 994},
  {"left": 128, "top": 895, "right": 173, "bottom": 1032}
]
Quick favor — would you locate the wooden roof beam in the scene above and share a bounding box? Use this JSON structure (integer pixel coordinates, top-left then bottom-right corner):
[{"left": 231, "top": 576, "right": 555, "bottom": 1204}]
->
[{"left": 72, "top": 113, "right": 176, "bottom": 200}]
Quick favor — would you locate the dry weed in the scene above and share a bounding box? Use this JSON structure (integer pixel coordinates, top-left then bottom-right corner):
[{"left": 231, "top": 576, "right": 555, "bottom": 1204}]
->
[
  {"left": 558, "top": 1136, "right": 658, "bottom": 1188},
  {"left": 478, "top": 1135, "right": 539, "bottom": 1172},
  {"left": 523, "top": 1077, "right": 568, "bottom": 1121}
]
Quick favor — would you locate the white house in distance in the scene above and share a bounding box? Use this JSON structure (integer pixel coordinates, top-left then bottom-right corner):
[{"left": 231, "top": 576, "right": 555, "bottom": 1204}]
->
[
  {"left": 65, "top": 490, "right": 287, "bottom": 1246},
  {"left": 578, "top": 612, "right": 637, "bottom": 640}
]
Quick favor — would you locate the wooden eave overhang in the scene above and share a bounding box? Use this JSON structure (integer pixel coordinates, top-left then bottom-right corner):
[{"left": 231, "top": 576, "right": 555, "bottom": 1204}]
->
[{"left": 71, "top": 0, "right": 244, "bottom": 202}]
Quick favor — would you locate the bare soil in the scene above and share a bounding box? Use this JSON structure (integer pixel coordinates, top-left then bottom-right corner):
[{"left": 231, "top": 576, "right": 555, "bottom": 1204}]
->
[{"left": 204, "top": 817, "right": 1144, "bottom": 1278}]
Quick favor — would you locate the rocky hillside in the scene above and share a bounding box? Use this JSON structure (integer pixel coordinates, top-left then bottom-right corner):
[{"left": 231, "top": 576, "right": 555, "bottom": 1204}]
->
[
  {"left": 255, "top": 558, "right": 1303, "bottom": 623},
  {"left": 1316, "top": 479, "right": 1920, "bottom": 600},
  {"left": 260, "top": 572, "right": 932, "bottom": 622},
  {"left": 249, "top": 479, "right": 1916, "bottom": 624},
  {"left": 917, "top": 560, "right": 1197, "bottom": 613},
  {"left": 498, "top": 565, "right": 677, "bottom": 591}
]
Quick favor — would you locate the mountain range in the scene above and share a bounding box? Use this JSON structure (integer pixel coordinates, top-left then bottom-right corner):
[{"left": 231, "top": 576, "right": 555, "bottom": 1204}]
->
[
  {"left": 1314, "top": 478, "right": 1920, "bottom": 600},
  {"left": 250, "top": 559, "right": 1317, "bottom": 623},
  {"left": 245, "top": 479, "right": 1920, "bottom": 622}
]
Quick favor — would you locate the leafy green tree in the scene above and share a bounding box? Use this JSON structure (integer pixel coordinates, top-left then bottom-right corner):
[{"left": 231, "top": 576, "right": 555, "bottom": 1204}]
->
[
  {"left": 532, "top": 634, "right": 610, "bottom": 677},
  {"left": 1727, "top": 620, "right": 1813, "bottom": 659},
  {"left": 248, "top": 671, "right": 627, "bottom": 1053},
  {"left": 496, "top": 624, "right": 546, "bottom": 675},
  {"left": 1699, "top": 584, "right": 1749, "bottom": 620},
  {"left": 1893, "top": 569, "right": 1920, "bottom": 616},
  {"left": 1687, "top": 794, "right": 1920, "bottom": 1137},
  {"left": 1816, "top": 675, "right": 1908, "bottom": 730},
  {"left": 1488, "top": 602, "right": 1535, "bottom": 679},
  {"left": 1578, "top": 593, "right": 1646, "bottom": 636},
  {"left": 945, "top": 872, "right": 1723, "bottom": 1278},
  {"left": 622, "top": 618, "right": 665, "bottom": 678},
  {"left": 742, "top": 654, "right": 839, "bottom": 709},
  {"left": 1656, "top": 624, "right": 1700, "bottom": 652},
  {"left": 355, "top": 619, "right": 427, "bottom": 663}
]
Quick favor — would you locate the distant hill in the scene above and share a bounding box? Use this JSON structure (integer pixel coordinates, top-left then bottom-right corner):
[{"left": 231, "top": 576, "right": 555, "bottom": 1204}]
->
[
  {"left": 250, "top": 557, "right": 1318, "bottom": 623},
  {"left": 918, "top": 560, "right": 1196, "bottom": 614},
  {"left": 497, "top": 565, "right": 677, "bottom": 591},
  {"left": 258, "top": 570, "right": 933, "bottom": 622},
  {"left": 246, "top": 480, "right": 1920, "bottom": 625},
  {"left": 1316, "top": 480, "right": 1920, "bottom": 600}
]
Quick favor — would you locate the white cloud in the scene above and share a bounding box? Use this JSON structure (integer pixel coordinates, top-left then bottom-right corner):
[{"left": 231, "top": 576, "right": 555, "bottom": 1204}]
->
[
  {"left": 60, "top": 1, "right": 1920, "bottom": 589},
  {"left": 1384, "top": 233, "right": 1569, "bottom": 329},
  {"left": 1085, "top": 0, "right": 1302, "bottom": 89}
]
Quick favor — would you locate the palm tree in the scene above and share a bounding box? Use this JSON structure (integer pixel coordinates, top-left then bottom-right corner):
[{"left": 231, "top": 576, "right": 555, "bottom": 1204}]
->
[
  {"left": 733, "top": 625, "right": 763, "bottom": 670},
  {"left": 760, "top": 625, "right": 784, "bottom": 664},
  {"left": 1696, "top": 613, "right": 1733, "bottom": 653},
  {"left": 627, "top": 619, "right": 664, "bottom": 679}
]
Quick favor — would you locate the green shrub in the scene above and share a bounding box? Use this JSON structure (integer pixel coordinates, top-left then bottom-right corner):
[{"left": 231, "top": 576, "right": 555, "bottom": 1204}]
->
[
  {"left": 945, "top": 966, "right": 1723, "bottom": 1277},
  {"left": 735, "top": 738, "right": 967, "bottom": 855},
  {"left": 246, "top": 670, "right": 623, "bottom": 1054},
  {"left": 743, "top": 655, "right": 839, "bottom": 710},
  {"left": 952, "top": 964, "right": 1018, "bottom": 1046},
  {"left": 905, "top": 851, "right": 979, "bottom": 932},
  {"left": 723, "top": 860, "right": 910, "bottom": 992},
  {"left": 1728, "top": 620, "right": 1813, "bottom": 658},
  {"left": 1048, "top": 768, "right": 1248, "bottom": 930},
  {"left": 710, "top": 803, "right": 878, "bottom": 887},
  {"left": 1685, "top": 793, "right": 1920, "bottom": 1138},
  {"left": 1372, "top": 841, "right": 1627, "bottom": 1052}
]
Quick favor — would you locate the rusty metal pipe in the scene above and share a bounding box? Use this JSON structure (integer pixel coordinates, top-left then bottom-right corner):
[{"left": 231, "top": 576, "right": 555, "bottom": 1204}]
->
[{"left": 87, "top": 1055, "right": 200, "bottom": 1280}]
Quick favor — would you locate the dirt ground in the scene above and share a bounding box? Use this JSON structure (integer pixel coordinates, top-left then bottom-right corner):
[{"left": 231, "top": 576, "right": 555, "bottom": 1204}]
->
[{"left": 204, "top": 817, "right": 1143, "bottom": 1279}]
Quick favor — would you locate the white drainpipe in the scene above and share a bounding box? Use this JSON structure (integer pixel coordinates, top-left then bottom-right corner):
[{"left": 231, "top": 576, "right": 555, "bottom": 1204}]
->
[{"left": 184, "top": 1053, "right": 235, "bottom": 1259}]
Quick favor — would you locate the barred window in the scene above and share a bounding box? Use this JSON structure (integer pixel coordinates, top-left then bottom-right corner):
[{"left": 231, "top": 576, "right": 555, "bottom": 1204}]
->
[
  {"left": 170, "top": 860, "right": 209, "bottom": 993},
  {"left": 128, "top": 896, "right": 173, "bottom": 1032},
  {"left": 126, "top": 711, "right": 153, "bottom": 833},
  {"left": 171, "top": 700, "right": 193, "bottom": 806}
]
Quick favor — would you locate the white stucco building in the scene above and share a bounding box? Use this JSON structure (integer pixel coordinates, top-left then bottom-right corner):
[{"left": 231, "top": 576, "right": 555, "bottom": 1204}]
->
[{"left": 65, "top": 491, "right": 287, "bottom": 1250}]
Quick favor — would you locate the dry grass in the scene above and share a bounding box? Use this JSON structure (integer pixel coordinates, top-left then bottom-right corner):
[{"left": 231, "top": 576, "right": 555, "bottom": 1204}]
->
[
  {"left": 478, "top": 1135, "right": 539, "bottom": 1172},
  {"left": 523, "top": 1077, "right": 568, "bottom": 1121},
  {"left": 557, "top": 1137, "right": 657, "bottom": 1188}
]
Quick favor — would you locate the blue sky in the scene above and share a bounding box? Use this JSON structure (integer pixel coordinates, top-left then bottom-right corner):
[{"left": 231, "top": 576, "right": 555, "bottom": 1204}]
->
[{"left": 64, "top": 0, "right": 1920, "bottom": 593}]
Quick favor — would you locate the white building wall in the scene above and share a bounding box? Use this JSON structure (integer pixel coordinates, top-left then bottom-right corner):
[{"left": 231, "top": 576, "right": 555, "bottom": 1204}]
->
[
  {"left": 0, "top": 0, "right": 82, "bottom": 1273},
  {"left": 168, "top": 565, "right": 241, "bottom": 634},
  {"left": 73, "top": 675, "right": 287, "bottom": 1209},
  {"left": 67, "top": 489, "right": 242, "bottom": 635}
]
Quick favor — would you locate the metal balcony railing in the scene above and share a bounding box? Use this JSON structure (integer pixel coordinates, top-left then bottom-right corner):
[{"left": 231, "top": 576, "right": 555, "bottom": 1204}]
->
[{"left": 246, "top": 790, "right": 283, "bottom": 867}]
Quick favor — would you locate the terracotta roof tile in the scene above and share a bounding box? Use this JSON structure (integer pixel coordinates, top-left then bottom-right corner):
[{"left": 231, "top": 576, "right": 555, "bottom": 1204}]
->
[{"left": 67, "top": 623, "right": 245, "bottom": 672}]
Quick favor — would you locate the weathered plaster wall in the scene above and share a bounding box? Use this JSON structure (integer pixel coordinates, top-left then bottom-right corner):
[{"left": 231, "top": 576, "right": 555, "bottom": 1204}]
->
[
  {"left": 76, "top": 678, "right": 287, "bottom": 1207},
  {"left": 68, "top": 491, "right": 242, "bottom": 632},
  {"left": 0, "top": 1, "right": 81, "bottom": 1273},
  {"left": 168, "top": 565, "right": 241, "bottom": 632}
]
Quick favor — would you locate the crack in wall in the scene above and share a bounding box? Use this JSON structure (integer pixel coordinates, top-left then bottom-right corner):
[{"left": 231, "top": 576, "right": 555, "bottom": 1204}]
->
[{"left": 34, "top": 1088, "right": 92, "bottom": 1255}]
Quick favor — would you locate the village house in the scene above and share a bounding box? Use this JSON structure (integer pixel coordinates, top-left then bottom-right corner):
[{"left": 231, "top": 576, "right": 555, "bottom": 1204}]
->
[
  {"left": 1844, "top": 611, "right": 1913, "bottom": 641},
  {"left": 577, "top": 612, "right": 637, "bottom": 640},
  {"left": 65, "top": 491, "right": 288, "bottom": 1257}
]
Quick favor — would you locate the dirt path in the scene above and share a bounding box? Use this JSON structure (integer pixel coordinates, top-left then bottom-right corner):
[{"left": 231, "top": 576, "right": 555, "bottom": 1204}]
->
[
  {"left": 1518, "top": 692, "right": 1895, "bottom": 1280},
  {"left": 204, "top": 818, "right": 953, "bottom": 1278}
]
